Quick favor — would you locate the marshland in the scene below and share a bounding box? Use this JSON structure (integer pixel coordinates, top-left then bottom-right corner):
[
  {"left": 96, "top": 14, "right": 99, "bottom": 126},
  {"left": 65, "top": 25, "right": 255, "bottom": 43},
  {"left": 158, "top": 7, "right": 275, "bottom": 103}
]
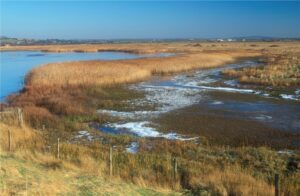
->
[
  {"left": 1, "top": 42, "right": 300, "bottom": 195},
  {"left": 1, "top": 1, "right": 300, "bottom": 195}
]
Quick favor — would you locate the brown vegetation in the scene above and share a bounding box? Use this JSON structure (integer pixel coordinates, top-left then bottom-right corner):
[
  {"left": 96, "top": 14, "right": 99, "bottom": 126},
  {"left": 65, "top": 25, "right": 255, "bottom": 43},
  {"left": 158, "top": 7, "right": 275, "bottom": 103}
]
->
[
  {"left": 1, "top": 42, "right": 300, "bottom": 194},
  {"left": 2, "top": 122, "right": 299, "bottom": 195},
  {"left": 27, "top": 60, "right": 151, "bottom": 87},
  {"left": 26, "top": 50, "right": 260, "bottom": 88},
  {"left": 5, "top": 42, "right": 261, "bottom": 136},
  {"left": 223, "top": 51, "right": 300, "bottom": 87}
]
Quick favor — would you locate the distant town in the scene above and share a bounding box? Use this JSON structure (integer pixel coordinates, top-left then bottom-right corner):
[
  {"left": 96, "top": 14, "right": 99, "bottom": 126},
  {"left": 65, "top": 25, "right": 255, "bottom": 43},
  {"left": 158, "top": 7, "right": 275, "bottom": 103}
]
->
[{"left": 1, "top": 36, "right": 299, "bottom": 46}]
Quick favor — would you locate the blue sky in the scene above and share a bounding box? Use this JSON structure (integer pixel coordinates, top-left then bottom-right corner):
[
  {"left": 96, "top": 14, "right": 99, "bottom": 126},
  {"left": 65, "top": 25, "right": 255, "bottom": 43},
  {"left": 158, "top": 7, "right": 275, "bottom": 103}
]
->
[{"left": 1, "top": 1, "right": 300, "bottom": 39}]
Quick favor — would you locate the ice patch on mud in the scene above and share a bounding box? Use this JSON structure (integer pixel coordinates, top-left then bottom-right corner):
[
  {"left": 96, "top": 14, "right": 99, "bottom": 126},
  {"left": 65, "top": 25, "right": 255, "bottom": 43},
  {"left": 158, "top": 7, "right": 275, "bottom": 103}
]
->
[
  {"left": 198, "top": 85, "right": 255, "bottom": 93},
  {"left": 133, "top": 84, "right": 202, "bottom": 114},
  {"left": 280, "top": 94, "right": 299, "bottom": 101},
  {"left": 97, "top": 109, "right": 159, "bottom": 119},
  {"left": 211, "top": 101, "right": 223, "bottom": 105},
  {"left": 224, "top": 80, "right": 238, "bottom": 87},
  {"left": 106, "top": 121, "right": 198, "bottom": 141},
  {"left": 254, "top": 114, "right": 273, "bottom": 121}
]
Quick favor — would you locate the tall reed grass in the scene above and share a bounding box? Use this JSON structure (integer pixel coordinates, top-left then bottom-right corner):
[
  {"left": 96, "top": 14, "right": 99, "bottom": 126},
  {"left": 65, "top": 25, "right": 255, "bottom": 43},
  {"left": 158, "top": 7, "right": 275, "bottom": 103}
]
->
[{"left": 223, "top": 52, "right": 300, "bottom": 87}]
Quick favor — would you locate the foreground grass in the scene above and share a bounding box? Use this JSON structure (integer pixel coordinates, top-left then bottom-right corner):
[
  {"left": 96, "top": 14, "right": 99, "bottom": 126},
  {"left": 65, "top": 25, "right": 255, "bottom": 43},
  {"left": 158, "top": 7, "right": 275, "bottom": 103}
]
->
[
  {"left": 0, "top": 153, "right": 174, "bottom": 195},
  {"left": 0, "top": 124, "right": 178, "bottom": 195},
  {"left": 1, "top": 123, "right": 299, "bottom": 195}
]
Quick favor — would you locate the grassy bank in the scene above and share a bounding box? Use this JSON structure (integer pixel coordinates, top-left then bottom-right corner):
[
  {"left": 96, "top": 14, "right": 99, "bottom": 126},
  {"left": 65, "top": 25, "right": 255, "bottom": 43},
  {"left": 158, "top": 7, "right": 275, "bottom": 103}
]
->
[
  {"left": 1, "top": 122, "right": 299, "bottom": 195},
  {"left": 0, "top": 127, "right": 174, "bottom": 195}
]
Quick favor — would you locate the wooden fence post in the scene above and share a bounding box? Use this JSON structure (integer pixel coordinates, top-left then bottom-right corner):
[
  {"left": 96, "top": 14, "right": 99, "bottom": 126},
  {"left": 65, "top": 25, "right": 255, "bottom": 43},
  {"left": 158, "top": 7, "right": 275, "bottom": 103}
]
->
[
  {"left": 173, "top": 157, "right": 177, "bottom": 181},
  {"left": 275, "top": 173, "right": 280, "bottom": 196},
  {"left": 109, "top": 146, "right": 113, "bottom": 177},
  {"left": 17, "top": 108, "right": 24, "bottom": 127},
  {"left": 8, "top": 129, "right": 12, "bottom": 152},
  {"left": 25, "top": 170, "right": 28, "bottom": 196},
  {"left": 57, "top": 138, "right": 60, "bottom": 159}
]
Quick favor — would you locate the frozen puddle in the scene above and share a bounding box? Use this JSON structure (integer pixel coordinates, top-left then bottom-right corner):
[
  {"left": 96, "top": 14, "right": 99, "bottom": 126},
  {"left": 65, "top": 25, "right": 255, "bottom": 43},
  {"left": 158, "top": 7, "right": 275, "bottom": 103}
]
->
[{"left": 211, "top": 101, "right": 223, "bottom": 105}]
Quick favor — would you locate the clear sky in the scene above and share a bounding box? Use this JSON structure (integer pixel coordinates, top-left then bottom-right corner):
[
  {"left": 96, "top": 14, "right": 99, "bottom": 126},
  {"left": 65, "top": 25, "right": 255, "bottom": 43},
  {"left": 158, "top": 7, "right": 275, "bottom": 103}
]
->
[{"left": 1, "top": 1, "right": 300, "bottom": 39}]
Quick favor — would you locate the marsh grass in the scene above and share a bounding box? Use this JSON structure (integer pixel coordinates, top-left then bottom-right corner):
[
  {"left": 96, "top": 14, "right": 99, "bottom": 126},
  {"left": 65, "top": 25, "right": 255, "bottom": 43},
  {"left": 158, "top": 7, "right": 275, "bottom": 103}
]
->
[
  {"left": 223, "top": 52, "right": 300, "bottom": 87},
  {"left": 7, "top": 85, "right": 144, "bottom": 136},
  {"left": 26, "top": 60, "right": 151, "bottom": 88}
]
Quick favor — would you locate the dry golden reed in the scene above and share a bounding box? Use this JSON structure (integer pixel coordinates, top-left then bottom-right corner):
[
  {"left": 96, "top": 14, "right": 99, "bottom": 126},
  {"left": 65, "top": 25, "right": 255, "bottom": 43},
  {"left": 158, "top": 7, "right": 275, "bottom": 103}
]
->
[{"left": 25, "top": 50, "right": 260, "bottom": 88}]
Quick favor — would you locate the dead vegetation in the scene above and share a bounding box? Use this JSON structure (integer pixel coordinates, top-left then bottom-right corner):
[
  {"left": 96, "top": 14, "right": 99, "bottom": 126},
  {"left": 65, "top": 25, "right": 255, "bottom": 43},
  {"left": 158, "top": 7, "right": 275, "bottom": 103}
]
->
[
  {"left": 25, "top": 50, "right": 260, "bottom": 88},
  {"left": 223, "top": 51, "right": 300, "bottom": 87},
  {"left": 1, "top": 122, "right": 299, "bottom": 195}
]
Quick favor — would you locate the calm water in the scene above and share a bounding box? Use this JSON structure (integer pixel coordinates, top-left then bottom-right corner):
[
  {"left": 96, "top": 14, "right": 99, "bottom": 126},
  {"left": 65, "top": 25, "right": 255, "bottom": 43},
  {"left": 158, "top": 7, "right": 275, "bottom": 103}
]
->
[{"left": 0, "top": 51, "right": 166, "bottom": 101}]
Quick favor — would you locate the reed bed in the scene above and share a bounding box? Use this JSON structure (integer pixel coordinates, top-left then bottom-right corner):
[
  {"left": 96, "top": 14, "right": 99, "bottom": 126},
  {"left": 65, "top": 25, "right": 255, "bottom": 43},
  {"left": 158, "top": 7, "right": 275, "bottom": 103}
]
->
[
  {"left": 26, "top": 50, "right": 260, "bottom": 88},
  {"left": 223, "top": 52, "right": 300, "bottom": 87},
  {"left": 26, "top": 61, "right": 151, "bottom": 88}
]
